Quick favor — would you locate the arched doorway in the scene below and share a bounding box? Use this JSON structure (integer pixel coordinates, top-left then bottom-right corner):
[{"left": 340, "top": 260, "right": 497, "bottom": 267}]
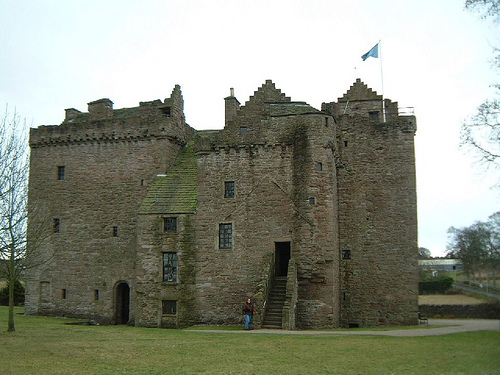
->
[{"left": 115, "top": 282, "right": 130, "bottom": 325}]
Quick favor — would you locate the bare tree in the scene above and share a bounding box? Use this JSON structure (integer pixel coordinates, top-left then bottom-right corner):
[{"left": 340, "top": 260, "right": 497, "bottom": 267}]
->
[
  {"left": 460, "top": 83, "right": 500, "bottom": 170},
  {"left": 461, "top": 2, "right": 500, "bottom": 180},
  {"left": 465, "top": 0, "right": 500, "bottom": 23},
  {"left": 0, "top": 107, "right": 29, "bottom": 332},
  {"left": 0, "top": 106, "right": 55, "bottom": 332}
]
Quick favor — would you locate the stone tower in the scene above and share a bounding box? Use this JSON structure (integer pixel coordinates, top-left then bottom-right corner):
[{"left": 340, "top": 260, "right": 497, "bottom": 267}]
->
[
  {"left": 25, "top": 85, "right": 194, "bottom": 324},
  {"left": 322, "top": 79, "right": 418, "bottom": 326}
]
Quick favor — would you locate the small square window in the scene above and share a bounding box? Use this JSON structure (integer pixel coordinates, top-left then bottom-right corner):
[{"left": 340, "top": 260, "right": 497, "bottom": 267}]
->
[
  {"left": 369, "top": 111, "right": 379, "bottom": 122},
  {"left": 240, "top": 126, "right": 248, "bottom": 135},
  {"left": 53, "top": 218, "right": 61, "bottom": 233},
  {"left": 57, "top": 166, "right": 65, "bottom": 180},
  {"left": 316, "top": 162, "right": 323, "bottom": 171},
  {"left": 161, "top": 107, "right": 171, "bottom": 117},
  {"left": 164, "top": 217, "right": 177, "bottom": 232},
  {"left": 224, "top": 181, "right": 235, "bottom": 198},
  {"left": 309, "top": 197, "right": 316, "bottom": 205},
  {"left": 342, "top": 250, "right": 351, "bottom": 260},
  {"left": 219, "top": 223, "right": 233, "bottom": 249},
  {"left": 162, "top": 300, "right": 177, "bottom": 315}
]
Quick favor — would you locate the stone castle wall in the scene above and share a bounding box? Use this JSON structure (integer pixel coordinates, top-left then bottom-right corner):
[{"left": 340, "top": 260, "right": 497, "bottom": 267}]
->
[
  {"left": 25, "top": 87, "right": 193, "bottom": 323},
  {"left": 25, "top": 80, "right": 418, "bottom": 329},
  {"left": 194, "top": 109, "right": 340, "bottom": 328}
]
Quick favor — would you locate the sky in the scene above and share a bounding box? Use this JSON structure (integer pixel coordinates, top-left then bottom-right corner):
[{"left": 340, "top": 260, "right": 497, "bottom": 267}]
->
[{"left": 1, "top": 0, "right": 498, "bottom": 257}]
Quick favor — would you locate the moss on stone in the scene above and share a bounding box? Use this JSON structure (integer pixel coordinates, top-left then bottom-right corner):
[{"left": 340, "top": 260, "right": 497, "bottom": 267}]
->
[{"left": 139, "top": 141, "right": 198, "bottom": 214}]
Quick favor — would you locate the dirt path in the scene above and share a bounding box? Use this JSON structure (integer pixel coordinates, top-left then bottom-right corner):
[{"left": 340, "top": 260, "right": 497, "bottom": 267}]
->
[{"left": 190, "top": 319, "right": 500, "bottom": 337}]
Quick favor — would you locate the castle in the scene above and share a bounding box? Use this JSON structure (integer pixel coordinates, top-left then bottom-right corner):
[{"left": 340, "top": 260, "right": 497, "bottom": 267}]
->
[{"left": 25, "top": 79, "right": 418, "bottom": 329}]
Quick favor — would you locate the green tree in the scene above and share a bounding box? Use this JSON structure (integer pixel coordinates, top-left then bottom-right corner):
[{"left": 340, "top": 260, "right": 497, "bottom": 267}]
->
[
  {"left": 0, "top": 279, "right": 25, "bottom": 306},
  {"left": 484, "top": 211, "right": 500, "bottom": 285},
  {"left": 447, "top": 211, "right": 500, "bottom": 283},
  {"left": 447, "top": 223, "right": 489, "bottom": 279},
  {"left": 418, "top": 247, "right": 432, "bottom": 259}
]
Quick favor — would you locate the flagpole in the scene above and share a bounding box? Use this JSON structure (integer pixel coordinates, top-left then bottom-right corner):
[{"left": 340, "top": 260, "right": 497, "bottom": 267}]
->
[{"left": 379, "top": 39, "right": 386, "bottom": 122}]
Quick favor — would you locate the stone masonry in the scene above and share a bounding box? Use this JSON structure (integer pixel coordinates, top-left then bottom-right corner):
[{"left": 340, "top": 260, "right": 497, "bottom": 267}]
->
[{"left": 25, "top": 79, "right": 418, "bottom": 328}]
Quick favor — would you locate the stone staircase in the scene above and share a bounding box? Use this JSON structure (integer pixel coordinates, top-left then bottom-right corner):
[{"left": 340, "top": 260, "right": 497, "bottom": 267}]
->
[{"left": 261, "top": 277, "right": 287, "bottom": 329}]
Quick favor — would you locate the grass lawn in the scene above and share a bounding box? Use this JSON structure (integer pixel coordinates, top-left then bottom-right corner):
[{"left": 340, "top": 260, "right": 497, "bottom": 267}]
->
[{"left": 1, "top": 307, "right": 499, "bottom": 374}]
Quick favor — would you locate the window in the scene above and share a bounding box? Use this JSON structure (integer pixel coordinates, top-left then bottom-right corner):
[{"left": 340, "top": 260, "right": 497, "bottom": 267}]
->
[
  {"left": 342, "top": 250, "right": 351, "bottom": 260},
  {"left": 57, "top": 166, "right": 65, "bottom": 180},
  {"left": 316, "top": 162, "right": 323, "bottom": 171},
  {"left": 94, "top": 289, "right": 99, "bottom": 301},
  {"left": 219, "top": 223, "right": 233, "bottom": 249},
  {"left": 163, "top": 252, "right": 178, "bottom": 282},
  {"left": 309, "top": 197, "right": 316, "bottom": 205},
  {"left": 162, "top": 300, "right": 177, "bottom": 315},
  {"left": 224, "top": 181, "right": 235, "bottom": 198},
  {"left": 164, "top": 217, "right": 177, "bottom": 232},
  {"left": 53, "top": 218, "right": 60, "bottom": 233},
  {"left": 325, "top": 117, "right": 329, "bottom": 127},
  {"left": 161, "top": 107, "right": 171, "bottom": 117},
  {"left": 369, "top": 111, "right": 379, "bottom": 122},
  {"left": 61, "top": 289, "right": 67, "bottom": 299},
  {"left": 240, "top": 126, "right": 248, "bottom": 135},
  {"left": 112, "top": 226, "right": 118, "bottom": 237}
]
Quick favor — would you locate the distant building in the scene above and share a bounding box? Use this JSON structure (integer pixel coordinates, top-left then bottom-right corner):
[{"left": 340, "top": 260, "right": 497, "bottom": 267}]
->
[
  {"left": 25, "top": 79, "right": 418, "bottom": 328},
  {"left": 419, "top": 259, "right": 464, "bottom": 273}
]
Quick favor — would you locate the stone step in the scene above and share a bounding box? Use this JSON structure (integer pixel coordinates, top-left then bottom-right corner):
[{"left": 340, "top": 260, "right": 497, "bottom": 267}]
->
[
  {"left": 266, "top": 305, "right": 284, "bottom": 311},
  {"left": 268, "top": 296, "right": 285, "bottom": 302},
  {"left": 261, "top": 277, "right": 288, "bottom": 330}
]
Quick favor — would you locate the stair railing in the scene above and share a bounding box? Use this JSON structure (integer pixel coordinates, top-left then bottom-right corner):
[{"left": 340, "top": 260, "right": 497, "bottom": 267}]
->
[{"left": 282, "top": 259, "right": 298, "bottom": 330}]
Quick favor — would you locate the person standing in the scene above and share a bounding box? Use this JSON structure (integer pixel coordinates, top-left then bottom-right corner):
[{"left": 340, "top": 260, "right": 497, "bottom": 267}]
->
[{"left": 242, "top": 298, "right": 256, "bottom": 330}]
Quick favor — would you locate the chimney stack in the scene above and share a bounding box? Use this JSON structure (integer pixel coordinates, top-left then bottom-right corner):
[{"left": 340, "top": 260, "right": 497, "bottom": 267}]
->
[{"left": 224, "top": 88, "right": 240, "bottom": 128}]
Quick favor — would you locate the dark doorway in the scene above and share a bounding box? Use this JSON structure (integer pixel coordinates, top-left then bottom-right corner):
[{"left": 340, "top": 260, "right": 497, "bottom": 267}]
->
[
  {"left": 115, "top": 282, "right": 130, "bottom": 325},
  {"left": 275, "top": 242, "right": 291, "bottom": 277}
]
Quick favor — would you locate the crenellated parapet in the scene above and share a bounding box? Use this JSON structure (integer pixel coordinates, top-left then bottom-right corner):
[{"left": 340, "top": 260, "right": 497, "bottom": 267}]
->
[
  {"left": 30, "top": 85, "right": 193, "bottom": 148},
  {"left": 321, "top": 78, "right": 417, "bottom": 134}
]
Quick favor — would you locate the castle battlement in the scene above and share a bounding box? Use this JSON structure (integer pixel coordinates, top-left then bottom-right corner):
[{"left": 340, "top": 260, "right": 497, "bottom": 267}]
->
[{"left": 30, "top": 85, "right": 193, "bottom": 148}]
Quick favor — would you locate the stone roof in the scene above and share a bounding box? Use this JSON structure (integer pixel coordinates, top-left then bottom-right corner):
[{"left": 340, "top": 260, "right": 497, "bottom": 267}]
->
[
  {"left": 139, "top": 141, "right": 197, "bottom": 214},
  {"left": 269, "top": 102, "right": 320, "bottom": 116}
]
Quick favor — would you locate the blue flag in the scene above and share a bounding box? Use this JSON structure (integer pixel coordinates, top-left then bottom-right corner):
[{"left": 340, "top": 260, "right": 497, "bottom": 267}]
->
[{"left": 361, "top": 43, "right": 379, "bottom": 61}]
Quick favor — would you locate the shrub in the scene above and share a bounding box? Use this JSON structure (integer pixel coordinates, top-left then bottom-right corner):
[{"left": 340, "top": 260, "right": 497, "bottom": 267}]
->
[
  {"left": 419, "top": 276, "right": 454, "bottom": 294},
  {"left": 0, "top": 279, "right": 25, "bottom": 305}
]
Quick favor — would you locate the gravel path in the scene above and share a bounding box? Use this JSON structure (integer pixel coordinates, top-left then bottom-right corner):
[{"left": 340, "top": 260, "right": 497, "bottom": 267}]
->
[{"left": 190, "top": 319, "right": 500, "bottom": 337}]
